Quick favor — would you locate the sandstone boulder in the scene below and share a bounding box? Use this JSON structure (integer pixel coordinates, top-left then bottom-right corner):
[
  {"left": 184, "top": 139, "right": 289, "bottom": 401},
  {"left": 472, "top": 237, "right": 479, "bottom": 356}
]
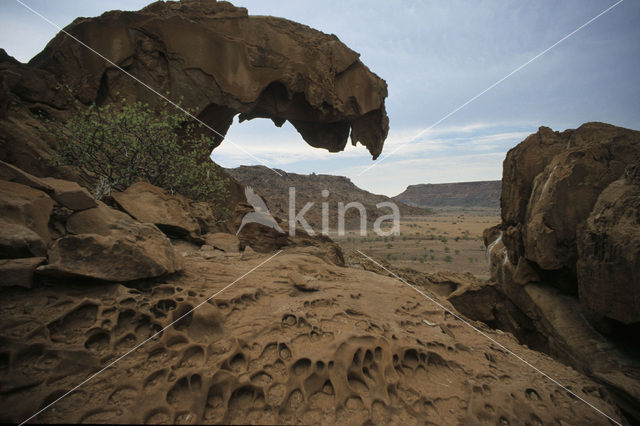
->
[
  {"left": 481, "top": 122, "right": 640, "bottom": 422},
  {"left": 0, "top": 51, "right": 68, "bottom": 176},
  {"left": 234, "top": 202, "right": 289, "bottom": 252},
  {"left": 0, "top": 160, "right": 53, "bottom": 193},
  {"left": 523, "top": 136, "right": 636, "bottom": 272},
  {"left": 498, "top": 122, "right": 640, "bottom": 288},
  {"left": 0, "top": 220, "right": 46, "bottom": 258},
  {"left": 204, "top": 232, "right": 240, "bottom": 253},
  {"left": 287, "top": 234, "right": 345, "bottom": 267},
  {"left": 0, "top": 257, "right": 46, "bottom": 288},
  {"left": 39, "top": 202, "right": 182, "bottom": 281},
  {"left": 500, "top": 123, "right": 640, "bottom": 266},
  {"left": 40, "top": 177, "right": 97, "bottom": 211},
  {"left": 189, "top": 201, "right": 219, "bottom": 234},
  {"left": 0, "top": 180, "right": 54, "bottom": 244},
  {"left": 447, "top": 278, "right": 546, "bottom": 350},
  {"left": 112, "top": 182, "right": 201, "bottom": 242},
  {"left": 577, "top": 165, "right": 640, "bottom": 324}
]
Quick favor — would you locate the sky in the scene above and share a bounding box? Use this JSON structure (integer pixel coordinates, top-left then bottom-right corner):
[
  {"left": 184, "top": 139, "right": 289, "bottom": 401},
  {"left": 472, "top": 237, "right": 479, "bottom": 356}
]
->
[{"left": 1, "top": 0, "right": 639, "bottom": 196}]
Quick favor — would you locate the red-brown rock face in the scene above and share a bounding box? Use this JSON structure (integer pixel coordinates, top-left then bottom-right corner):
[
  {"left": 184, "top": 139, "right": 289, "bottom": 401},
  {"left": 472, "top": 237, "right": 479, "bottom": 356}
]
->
[
  {"left": 577, "top": 164, "right": 640, "bottom": 324},
  {"left": 498, "top": 122, "right": 640, "bottom": 289},
  {"left": 0, "top": 0, "right": 388, "bottom": 176},
  {"left": 480, "top": 122, "right": 640, "bottom": 421}
]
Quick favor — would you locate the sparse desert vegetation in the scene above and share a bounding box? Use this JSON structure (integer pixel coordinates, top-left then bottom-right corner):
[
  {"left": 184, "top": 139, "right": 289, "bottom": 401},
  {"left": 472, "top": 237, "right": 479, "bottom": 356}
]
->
[{"left": 333, "top": 208, "right": 499, "bottom": 280}]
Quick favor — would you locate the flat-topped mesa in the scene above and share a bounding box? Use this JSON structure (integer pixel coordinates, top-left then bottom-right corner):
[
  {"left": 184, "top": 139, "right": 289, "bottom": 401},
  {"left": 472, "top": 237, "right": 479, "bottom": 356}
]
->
[{"left": 27, "top": 0, "right": 388, "bottom": 158}]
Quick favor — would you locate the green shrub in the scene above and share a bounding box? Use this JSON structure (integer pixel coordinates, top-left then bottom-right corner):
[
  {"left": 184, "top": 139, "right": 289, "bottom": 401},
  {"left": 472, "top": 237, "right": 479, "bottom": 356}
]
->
[{"left": 49, "top": 98, "right": 229, "bottom": 212}]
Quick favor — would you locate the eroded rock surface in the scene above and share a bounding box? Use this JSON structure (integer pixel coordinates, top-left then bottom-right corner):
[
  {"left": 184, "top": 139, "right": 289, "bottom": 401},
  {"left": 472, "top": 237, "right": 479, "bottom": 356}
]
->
[
  {"left": 112, "top": 182, "right": 202, "bottom": 242},
  {"left": 0, "top": 249, "right": 625, "bottom": 424},
  {"left": 497, "top": 122, "right": 640, "bottom": 311},
  {"left": 204, "top": 232, "right": 240, "bottom": 253},
  {"left": 0, "top": 257, "right": 45, "bottom": 288},
  {"left": 577, "top": 164, "right": 640, "bottom": 325},
  {"left": 473, "top": 122, "right": 640, "bottom": 422},
  {"left": 0, "top": 163, "right": 184, "bottom": 284},
  {"left": 0, "top": 180, "right": 54, "bottom": 245},
  {"left": 40, "top": 202, "right": 183, "bottom": 281},
  {"left": 0, "top": 221, "right": 47, "bottom": 258},
  {"left": 40, "top": 177, "right": 97, "bottom": 211}
]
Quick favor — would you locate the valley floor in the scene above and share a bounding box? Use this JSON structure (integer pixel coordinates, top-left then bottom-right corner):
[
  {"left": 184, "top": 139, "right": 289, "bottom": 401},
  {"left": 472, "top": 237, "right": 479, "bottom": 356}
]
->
[{"left": 333, "top": 208, "right": 500, "bottom": 281}]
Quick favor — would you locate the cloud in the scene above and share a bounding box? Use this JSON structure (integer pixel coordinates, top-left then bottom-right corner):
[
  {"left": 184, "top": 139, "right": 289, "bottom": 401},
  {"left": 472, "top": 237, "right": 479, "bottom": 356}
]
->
[
  {"left": 213, "top": 118, "right": 530, "bottom": 196},
  {"left": 347, "top": 152, "right": 508, "bottom": 197},
  {"left": 213, "top": 118, "right": 533, "bottom": 168}
]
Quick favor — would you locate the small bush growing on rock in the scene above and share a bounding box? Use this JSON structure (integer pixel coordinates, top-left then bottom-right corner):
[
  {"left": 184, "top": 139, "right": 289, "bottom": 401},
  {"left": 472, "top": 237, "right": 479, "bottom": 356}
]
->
[{"left": 49, "top": 99, "right": 228, "bottom": 210}]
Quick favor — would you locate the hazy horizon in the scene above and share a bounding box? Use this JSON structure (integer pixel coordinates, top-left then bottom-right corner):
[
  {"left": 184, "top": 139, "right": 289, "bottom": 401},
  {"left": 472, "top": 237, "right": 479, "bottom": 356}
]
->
[{"left": 1, "top": 0, "right": 638, "bottom": 195}]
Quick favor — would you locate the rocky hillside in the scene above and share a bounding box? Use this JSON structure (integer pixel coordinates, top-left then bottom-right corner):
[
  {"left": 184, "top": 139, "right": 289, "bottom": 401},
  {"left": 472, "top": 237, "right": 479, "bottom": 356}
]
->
[
  {"left": 394, "top": 181, "right": 501, "bottom": 209},
  {"left": 227, "top": 165, "right": 430, "bottom": 230},
  {"left": 448, "top": 122, "right": 640, "bottom": 422}
]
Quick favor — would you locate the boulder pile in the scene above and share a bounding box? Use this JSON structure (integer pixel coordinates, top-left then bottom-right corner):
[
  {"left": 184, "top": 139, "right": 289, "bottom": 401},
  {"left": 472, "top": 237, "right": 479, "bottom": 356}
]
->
[{"left": 0, "top": 161, "right": 184, "bottom": 285}]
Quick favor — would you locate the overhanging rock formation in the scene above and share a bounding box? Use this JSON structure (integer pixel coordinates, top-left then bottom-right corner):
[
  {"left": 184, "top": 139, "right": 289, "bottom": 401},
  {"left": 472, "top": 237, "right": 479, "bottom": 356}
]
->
[{"left": 0, "top": 0, "right": 388, "bottom": 176}]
